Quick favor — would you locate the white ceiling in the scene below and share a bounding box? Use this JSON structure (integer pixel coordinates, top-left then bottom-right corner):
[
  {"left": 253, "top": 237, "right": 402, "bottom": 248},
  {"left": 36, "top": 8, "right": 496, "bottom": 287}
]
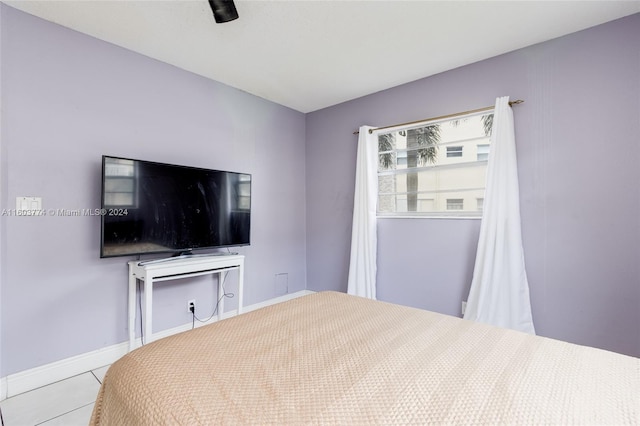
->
[{"left": 4, "top": 0, "right": 640, "bottom": 113}]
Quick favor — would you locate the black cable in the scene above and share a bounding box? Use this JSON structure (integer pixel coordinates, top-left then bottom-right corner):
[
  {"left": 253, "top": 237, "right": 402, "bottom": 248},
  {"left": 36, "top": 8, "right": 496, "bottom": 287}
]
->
[
  {"left": 193, "top": 272, "right": 234, "bottom": 324},
  {"left": 1, "top": 405, "right": 5, "bottom": 426},
  {"left": 193, "top": 288, "right": 226, "bottom": 323}
]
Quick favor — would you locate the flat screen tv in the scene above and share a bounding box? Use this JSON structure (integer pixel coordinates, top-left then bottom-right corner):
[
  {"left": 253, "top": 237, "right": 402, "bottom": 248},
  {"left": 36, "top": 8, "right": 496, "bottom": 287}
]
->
[{"left": 100, "top": 155, "right": 251, "bottom": 258}]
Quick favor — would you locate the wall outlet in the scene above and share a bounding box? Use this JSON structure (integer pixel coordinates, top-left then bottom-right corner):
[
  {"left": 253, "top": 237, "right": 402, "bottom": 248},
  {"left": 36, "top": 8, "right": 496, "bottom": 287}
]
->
[
  {"left": 187, "top": 300, "right": 196, "bottom": 313},
  {"left": 461, "top": 301, "right": 467, "bottom": 316}
]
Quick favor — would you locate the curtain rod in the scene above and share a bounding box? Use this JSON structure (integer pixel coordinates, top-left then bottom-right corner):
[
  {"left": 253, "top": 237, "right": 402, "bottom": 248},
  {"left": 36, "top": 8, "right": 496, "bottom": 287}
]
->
[{"left": 353, "top": 99, "right": 524, "bottom": 135}]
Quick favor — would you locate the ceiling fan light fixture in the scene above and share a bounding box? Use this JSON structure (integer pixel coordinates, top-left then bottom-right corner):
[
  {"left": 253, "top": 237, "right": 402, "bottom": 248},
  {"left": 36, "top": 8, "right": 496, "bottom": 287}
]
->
[{"left": 208, "top": 0, "right": 239, "bottom": 24}]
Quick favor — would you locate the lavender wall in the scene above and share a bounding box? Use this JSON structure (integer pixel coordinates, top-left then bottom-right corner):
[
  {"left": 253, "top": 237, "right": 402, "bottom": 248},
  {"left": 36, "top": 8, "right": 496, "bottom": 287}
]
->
[
  {"left": 0, "top": 5, "right": 306, "bottom": 376},
  {"left": 306, "top": 14, "right": 640, "bottom": 357}
]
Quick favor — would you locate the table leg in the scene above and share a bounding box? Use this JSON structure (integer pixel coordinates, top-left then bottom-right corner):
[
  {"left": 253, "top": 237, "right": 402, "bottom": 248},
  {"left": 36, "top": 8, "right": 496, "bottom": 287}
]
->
[
  {"left": 143, "top": 278, "right": 153, "bottom": 344},
  {"left": 237, "top": 263, "right": 244, "bottom": 314},
  {"left": 128, "top": 271, "right": 136, "bottom": 352}
]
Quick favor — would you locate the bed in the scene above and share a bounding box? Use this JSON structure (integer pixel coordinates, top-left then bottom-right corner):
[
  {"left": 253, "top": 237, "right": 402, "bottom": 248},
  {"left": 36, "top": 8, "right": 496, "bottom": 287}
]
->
[{"left": 90, "top": 291, "right": 639, "bottom": 425}]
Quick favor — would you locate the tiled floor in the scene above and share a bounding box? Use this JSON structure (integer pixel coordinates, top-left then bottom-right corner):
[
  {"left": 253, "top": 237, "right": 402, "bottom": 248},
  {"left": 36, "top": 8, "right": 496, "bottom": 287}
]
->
[{"left": 0, "top": 365, "right": 109, "bottom": 426}]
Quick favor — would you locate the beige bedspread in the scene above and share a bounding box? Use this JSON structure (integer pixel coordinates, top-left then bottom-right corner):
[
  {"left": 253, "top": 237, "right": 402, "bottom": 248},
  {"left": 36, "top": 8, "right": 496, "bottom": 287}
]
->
[{"left": 90, "top": 291, "right": 639, "bottom": 425}]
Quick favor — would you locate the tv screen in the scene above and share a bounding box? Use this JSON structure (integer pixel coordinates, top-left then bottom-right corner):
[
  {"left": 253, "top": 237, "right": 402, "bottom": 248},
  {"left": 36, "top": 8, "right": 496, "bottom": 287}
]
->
[{"left": 100, "top": 156, "right": 251, "bottom": 258}]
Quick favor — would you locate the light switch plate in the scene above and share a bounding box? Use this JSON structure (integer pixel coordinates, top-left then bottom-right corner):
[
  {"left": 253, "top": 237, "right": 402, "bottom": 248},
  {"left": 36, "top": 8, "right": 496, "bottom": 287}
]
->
[{"left": 16, "top": 196, "right": 42, "bottom": 211}]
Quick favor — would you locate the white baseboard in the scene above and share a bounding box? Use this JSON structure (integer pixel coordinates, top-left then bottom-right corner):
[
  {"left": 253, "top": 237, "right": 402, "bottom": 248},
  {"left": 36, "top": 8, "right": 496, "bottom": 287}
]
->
[
  {"left": 1, "top": 290, "right": 314, "bottom": 399},
  {"left": 0, "top": 377, "right": 7, "bottom": 401}
]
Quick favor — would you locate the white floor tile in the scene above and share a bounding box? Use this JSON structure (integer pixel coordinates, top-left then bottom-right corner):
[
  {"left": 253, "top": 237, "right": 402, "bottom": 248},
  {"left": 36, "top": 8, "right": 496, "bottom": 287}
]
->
[
  {"left": 91, "top": 365, "right": 110, "bottom": 384},
  {"left": 39, "top": 403, "right": 94, "bottom": 426},
  {"left": 0, "top": 373, "right": 100, "bottom": 426}
]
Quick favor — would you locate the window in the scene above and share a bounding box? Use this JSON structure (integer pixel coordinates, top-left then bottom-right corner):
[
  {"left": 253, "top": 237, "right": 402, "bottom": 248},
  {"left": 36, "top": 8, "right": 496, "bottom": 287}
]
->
[
  {"left": 477, "top": 144, "right": 490, "bottom": 161},
  {"left": 446, "top": 198, "right": 464, "bottom": 210},
  {"left": 377, "top": 111, "right": 493, "bottom": 217},
  {"left": 446, "top": 146, "right": 463, "bottom": 157}
]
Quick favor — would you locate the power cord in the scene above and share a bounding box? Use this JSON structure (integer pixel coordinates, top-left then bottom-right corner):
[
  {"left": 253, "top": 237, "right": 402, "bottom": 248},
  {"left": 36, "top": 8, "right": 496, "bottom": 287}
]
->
[
  {"left": 190, "top": 272, "right": 235, "bottom": 327},
  {"left": 191, "top": 303, "right": 195, "bottom": 330},
  {"left": 134, "top": 256, "right": 147, "bottom": 347}
]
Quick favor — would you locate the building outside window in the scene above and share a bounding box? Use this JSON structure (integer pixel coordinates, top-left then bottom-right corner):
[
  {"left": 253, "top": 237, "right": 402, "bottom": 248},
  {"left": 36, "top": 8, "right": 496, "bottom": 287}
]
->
[{"left": 377, "top": 111, "right": 493, "bottom": 217}]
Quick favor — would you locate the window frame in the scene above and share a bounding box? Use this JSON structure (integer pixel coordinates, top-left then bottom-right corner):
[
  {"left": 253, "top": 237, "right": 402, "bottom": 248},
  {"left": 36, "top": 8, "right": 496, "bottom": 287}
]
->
[{"left": 375, "top": 109, "right": 493, "bottom": 219}]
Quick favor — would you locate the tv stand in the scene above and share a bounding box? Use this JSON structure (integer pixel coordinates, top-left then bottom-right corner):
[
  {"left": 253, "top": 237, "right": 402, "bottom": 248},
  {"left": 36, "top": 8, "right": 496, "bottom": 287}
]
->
[
  {"left": 138, "top": 252, "right": 239, "bottom": 266},
  {"left": 128, "top": 254, "right": 244, "bottom": 351}
]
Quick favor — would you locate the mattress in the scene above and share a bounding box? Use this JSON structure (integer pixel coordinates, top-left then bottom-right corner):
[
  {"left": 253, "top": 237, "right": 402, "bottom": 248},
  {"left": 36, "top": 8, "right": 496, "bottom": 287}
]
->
[{"left": 90, "top": 291, "right": 640, "bottom": 425}]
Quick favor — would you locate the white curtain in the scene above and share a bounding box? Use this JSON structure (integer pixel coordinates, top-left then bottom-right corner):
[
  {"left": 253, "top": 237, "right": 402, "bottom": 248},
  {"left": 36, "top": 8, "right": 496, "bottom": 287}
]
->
[
  {"left": 463, "top": 97, "right": 535, "bottom": 334},
  {"left": 347, "top": 126, "right": 377, "bottom": 299}
]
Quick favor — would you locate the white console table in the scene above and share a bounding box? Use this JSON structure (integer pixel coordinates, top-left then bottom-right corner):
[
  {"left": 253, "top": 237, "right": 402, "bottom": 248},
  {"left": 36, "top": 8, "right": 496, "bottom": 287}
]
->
[{"left": 128, "top": 254, "right": 244, "bottom": 351}]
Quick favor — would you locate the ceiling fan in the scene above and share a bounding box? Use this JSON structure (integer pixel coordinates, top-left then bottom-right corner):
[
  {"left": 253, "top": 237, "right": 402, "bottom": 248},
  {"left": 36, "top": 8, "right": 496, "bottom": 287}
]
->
[{"left": 208, "top": 0, "right": 238, "bottom": 23}]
